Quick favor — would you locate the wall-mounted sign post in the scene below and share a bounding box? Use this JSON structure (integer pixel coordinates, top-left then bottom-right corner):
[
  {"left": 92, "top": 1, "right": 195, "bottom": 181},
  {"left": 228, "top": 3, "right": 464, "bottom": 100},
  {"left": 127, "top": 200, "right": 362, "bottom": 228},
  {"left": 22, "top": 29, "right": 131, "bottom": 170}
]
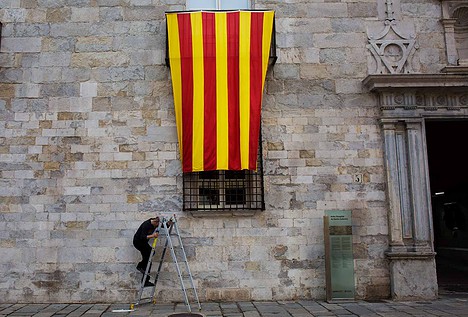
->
[{"left": 324, "top": 210, "right": 355, "bottom": 302}]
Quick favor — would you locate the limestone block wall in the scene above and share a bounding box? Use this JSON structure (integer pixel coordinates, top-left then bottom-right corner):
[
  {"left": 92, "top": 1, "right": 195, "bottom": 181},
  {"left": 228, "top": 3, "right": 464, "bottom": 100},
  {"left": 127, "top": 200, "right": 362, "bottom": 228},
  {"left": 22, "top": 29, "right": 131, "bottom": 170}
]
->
[{"left": 0, "top": 0, "right": 446, "bottom": 303}]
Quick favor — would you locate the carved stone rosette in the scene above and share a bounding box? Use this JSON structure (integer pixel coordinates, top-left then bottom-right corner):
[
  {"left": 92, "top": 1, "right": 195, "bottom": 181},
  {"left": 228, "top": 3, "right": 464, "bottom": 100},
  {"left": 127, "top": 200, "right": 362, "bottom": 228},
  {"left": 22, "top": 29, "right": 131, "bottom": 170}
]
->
[
  {"left": 368, "top": 21, "right": 418, "bottom": 74},
  {"left": 368, "top": 0, "right": 418, "bottom": 74}
]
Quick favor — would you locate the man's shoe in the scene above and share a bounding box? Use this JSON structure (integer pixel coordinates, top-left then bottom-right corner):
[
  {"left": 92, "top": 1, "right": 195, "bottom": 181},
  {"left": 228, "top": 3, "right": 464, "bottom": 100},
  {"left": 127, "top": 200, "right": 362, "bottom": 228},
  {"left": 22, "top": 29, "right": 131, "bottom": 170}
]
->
[
  {"left": 136, "top": 266, "right": 145, "bottom": 275},
  {"left": 144, "top": 280, "right": 155, "bottom": 287}
]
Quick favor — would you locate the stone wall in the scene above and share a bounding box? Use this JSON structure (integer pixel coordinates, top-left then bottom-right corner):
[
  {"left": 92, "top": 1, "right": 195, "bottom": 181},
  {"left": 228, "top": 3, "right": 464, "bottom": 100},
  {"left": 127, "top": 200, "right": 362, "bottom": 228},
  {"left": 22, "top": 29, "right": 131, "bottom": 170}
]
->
[{"left": 0, "top": 0, "right": 446, "bottom": 303}]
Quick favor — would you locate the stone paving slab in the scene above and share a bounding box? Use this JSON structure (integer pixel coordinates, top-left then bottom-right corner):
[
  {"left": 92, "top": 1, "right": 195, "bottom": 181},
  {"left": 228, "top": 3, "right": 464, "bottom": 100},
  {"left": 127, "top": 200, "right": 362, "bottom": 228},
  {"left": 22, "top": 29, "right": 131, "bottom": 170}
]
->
[{"left": 1, "top": 298, "right": 468, "bottom": 317}]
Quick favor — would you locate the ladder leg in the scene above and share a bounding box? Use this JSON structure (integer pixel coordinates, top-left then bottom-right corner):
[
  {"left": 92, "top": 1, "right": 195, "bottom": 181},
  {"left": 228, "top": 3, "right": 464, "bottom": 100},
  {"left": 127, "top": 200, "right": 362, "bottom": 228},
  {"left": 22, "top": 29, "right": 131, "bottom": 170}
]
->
[
  {"left": 173, "top": 219, "right": 201, "bottom": 311},
  {"left": 135, "top": 242, "right": 156, "bottom": 306},
  {"left": 166, "top": 220, "right": 192, "bottom": 312},
  {"left": 150, "top": 221, "right": 174, "bottom": 302}
]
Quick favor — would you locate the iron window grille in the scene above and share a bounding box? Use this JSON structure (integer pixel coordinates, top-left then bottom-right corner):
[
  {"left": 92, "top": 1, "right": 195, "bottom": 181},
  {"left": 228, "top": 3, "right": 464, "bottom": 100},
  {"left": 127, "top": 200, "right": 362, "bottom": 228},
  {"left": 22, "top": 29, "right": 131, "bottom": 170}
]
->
[
  {"left": 186, "top": 0, "right": 250, "bottom": 10},
  {"left": 182, "top": 144, "right": 265, "bottom": 212}
]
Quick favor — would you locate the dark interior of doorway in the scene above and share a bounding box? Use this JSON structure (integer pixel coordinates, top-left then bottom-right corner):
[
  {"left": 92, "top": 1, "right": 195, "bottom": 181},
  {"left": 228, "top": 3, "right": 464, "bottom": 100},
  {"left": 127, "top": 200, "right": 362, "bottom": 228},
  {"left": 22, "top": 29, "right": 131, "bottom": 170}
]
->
[{"left": 426, "top": 120, "right": 468, "bottom": 292}]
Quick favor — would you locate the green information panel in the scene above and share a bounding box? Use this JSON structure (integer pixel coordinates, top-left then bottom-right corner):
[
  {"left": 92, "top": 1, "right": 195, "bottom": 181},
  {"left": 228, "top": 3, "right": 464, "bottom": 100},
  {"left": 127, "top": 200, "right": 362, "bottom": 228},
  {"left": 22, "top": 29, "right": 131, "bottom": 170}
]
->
[{"left": 324, "top": 210, "right": 355, "bottom": 301}]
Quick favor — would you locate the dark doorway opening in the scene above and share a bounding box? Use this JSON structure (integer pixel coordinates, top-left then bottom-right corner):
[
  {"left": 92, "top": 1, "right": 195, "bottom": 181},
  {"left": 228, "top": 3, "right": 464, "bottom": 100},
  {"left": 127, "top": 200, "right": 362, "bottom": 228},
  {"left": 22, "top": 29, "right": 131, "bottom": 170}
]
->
[{"left": 426, "top": 120, "right": 468, "bottom": 292}]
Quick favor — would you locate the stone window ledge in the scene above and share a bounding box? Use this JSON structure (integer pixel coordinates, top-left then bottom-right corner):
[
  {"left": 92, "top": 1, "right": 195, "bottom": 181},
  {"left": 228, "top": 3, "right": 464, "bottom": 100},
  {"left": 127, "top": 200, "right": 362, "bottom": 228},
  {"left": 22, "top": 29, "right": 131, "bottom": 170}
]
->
[{"left": 189, "top": 210, "right": 258, "bottom": 217}]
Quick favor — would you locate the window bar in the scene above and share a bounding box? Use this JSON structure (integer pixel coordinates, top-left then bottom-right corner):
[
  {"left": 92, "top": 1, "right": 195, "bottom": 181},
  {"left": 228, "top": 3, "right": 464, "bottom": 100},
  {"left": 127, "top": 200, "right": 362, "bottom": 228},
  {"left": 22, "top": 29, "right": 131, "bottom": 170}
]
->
[
  {"left": 182, "top": 128, "right": 265, "bottom": 211},
  {"left": 257, "top": 130, "right": 266, "bottom": 210}
]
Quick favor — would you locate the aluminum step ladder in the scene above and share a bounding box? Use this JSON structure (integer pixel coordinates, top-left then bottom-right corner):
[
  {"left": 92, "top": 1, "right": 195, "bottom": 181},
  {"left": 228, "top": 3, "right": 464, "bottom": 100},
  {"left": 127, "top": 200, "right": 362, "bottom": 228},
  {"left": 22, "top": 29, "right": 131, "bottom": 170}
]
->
[{"left": 131, "top": 216, "right": 201, "bottom": 312}]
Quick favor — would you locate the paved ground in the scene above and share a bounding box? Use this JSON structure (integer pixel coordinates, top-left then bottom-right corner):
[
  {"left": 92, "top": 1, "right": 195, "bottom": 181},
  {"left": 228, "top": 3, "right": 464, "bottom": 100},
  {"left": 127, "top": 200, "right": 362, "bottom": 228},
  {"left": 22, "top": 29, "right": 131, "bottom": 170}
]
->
[{"left": 1, "top": 293, "right": 468, "bottom": 317}]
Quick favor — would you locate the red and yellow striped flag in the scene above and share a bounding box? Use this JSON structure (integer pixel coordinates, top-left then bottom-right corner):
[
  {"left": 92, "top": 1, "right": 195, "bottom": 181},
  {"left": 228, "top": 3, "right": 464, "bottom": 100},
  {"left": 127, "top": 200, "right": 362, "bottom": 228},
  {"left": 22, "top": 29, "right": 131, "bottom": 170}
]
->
[{"left": 167, "top": 10, "right": 274, "bottom": 172}]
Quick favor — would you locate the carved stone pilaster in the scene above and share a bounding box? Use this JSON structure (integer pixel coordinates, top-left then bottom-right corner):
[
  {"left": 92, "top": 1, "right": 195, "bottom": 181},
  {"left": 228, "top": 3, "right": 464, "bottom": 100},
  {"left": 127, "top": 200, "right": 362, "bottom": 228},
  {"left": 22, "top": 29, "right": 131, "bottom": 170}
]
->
[
  {"left": 381, "top": 121, "right": 405, "bottom": 249},
  {"left": 442, "top": 19, "right": 459, "bottom": 65},
  {"left": 379, "top": 118, "right": 437, "bottom": 300},
  {"left": 406, "top": 121, "right": 432, "bottom": 250},
  {"left": 380, "top": 119, "right": 434, "bottom": 251}
]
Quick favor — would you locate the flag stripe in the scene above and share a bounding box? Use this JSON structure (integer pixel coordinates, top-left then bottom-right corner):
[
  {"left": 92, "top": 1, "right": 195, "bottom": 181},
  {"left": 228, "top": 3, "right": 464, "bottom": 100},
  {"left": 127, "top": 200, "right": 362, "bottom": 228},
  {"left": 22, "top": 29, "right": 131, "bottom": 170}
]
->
[
  {"left": 203, "top": 12, "right": 217, "bottom": 171},
  {"left": 191, "top": 12, "right": 204, "bottom": 172},
  {"left": 178, "top": 13, "right": 194, "bottom": 173},
  {"left": 167, "top": 15, "right": 183, "bottom": 162},
  {"left": 227, "top": 12, "right": 241, "bottom": 170},
  {"left": 215, "top": 12, "right": 229, "bottom": 170},
  {"left": 249, "top": 12, "right": 264, "bottom": 170},
  {"left": 239, "top": 11, "right": 251, "bottom": 170},
  {"left": 262, "top": 12, "right": 274, "bottom": 91}
]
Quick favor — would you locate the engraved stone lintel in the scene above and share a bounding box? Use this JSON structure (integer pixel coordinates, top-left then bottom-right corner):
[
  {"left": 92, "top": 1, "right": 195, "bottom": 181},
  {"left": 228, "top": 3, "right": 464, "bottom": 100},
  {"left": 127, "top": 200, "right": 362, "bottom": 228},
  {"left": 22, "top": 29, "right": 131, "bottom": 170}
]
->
[
  {"left": 363, "top": 73, "right": 468, "bottom": 90},
  {"left": 374, "top": 91, "right": 468, "bottom": 111}
]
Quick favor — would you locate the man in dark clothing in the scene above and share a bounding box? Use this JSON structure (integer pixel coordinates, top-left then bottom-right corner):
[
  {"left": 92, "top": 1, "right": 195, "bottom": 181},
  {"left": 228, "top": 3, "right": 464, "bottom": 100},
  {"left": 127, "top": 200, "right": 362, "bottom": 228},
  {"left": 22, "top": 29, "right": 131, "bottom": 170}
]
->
[{"left": 133, "top": 217, "right": 160, "bottom": 287}]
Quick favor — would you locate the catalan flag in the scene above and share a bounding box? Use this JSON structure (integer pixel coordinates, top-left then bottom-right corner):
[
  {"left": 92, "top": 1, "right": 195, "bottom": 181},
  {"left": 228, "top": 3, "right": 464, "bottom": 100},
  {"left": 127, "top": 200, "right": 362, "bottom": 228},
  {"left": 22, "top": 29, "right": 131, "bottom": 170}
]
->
[{"left": 166, "top": 10, "right": 274, "bottom": 172}]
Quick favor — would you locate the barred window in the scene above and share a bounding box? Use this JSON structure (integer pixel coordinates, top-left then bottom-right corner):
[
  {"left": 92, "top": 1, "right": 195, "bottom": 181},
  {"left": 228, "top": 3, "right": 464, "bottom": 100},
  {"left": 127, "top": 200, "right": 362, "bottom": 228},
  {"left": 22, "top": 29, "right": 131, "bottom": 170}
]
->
[
  {"left": 182, "top": 149, "right": 265, "bottom": 212},
  {"left": 187, "top": 0, "right": 250, "bottom": 10}
]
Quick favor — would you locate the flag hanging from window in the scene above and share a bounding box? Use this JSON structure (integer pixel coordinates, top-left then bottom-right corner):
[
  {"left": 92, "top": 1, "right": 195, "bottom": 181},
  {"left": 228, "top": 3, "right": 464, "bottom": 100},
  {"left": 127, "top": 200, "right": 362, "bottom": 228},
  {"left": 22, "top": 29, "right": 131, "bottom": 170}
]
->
[{"left": 166, "top": 10, "right": 274, "bottom": 173}]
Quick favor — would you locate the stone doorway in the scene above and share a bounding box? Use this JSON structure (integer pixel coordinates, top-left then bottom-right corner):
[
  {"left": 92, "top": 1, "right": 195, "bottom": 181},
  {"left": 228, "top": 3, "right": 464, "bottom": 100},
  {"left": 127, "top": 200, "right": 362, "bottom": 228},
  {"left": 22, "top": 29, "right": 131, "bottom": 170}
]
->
[
  {"left": 363, "top": 72, "right": 468, "bottom": 300},
  {"left": 426, "top": 120, "right": 468, "bottom": 292}
]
